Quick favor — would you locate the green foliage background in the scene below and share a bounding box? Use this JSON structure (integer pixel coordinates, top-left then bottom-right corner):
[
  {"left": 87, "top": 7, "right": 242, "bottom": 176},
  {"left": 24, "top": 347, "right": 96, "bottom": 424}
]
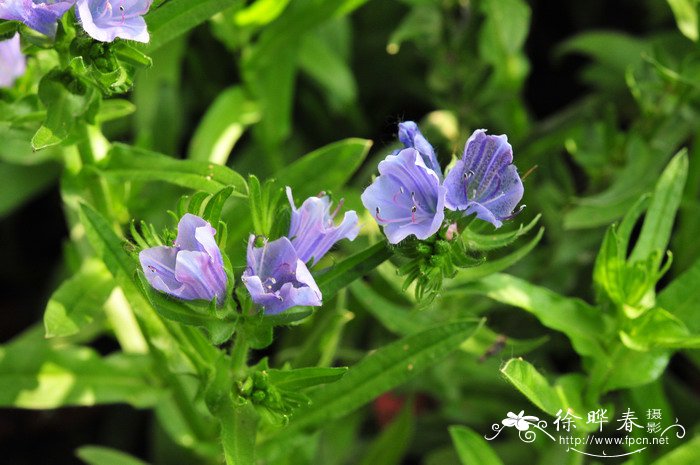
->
[{"left": 1, "top": 0, "right": 700, "bottom": 464}]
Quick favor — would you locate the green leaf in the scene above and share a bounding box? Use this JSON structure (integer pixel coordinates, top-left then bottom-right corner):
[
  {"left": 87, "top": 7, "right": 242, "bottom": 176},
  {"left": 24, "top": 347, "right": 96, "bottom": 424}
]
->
[
  {"left": 144, "top": 0, "right": 244, "bottom": 53},
  {"left": 556, "top": 31, "right": 647, "bottom": 74},
  {"left": 444, "top": 273, "right": 608, "bottom": 359},
  {"left": 0, "top": 161, "right": 59, "bottom": 217},
  {"left": 234, "top": 0, "right": 291, "bottom": 26},
  {"left": 44, "top": 259, "right": 114, "bottom": 338},
  {"left": 480, "top": 0, "right": 530, "bottom": 56},
  {"left": 268, "top": 367, "right": 348, "bottom": 390},
  {"left": 667, "top": 0, "right": 699, "bottom": 41},
  {"left": 500, "top": 359, "right": 591, "bottom": 430},
  {"left": 594, "top": 346, "right": 671, "bottom": 393},
  {"left": 315, "top": 242, "right": 393, "bottom": 299},
  {"left": 219, "top": 401, "right": 259, "bottom": 465},
  {"left": 188, "top": 86, "right": 261, "bottom": 164},
  {"left": 449, "top": 425, "right": 504, "bottom": 465},
  {"left": 96, "top": 99, "right": 136, "bottom": 123},
  {"left": 243, "top": 0, "right": 370, "bottom": 151},
  {"left": 448, "top": 227, "right": 544, "bottom": 283},
  {"left": 629, "top": 149, "right": 688, "bottom": 270},
  {"left": 280, "top": 320, "right": 481, "bottom": 434},
  {"left": 658, "top": 257, "right": 700, "bottom": 332},
  {"left": 33, "top": 69, "right": 100, "bottom": 150},
  {"left": 349, "top": 280, "right": 432, "bottom": 336},
  {"left": 358, "top": 403, "right": 415, "bottom": 465},
  {"left": 463, "top": 214, "right": 541, "bottom": 251},
  {"left": 299, "top": 30, "right": 358, "bottom": 111},
  {"left": 77, "top": 446, "right": 150, "bottom": 465},
  {"left": 276, "top": 138, "right": 372, "bottom": 197},
  {"left": 0, "top": 327, "right": 160, "bottom": 409},
  {"left": 649, "top": 436, "right": 700, "bottom": 465},
  {"left": 101, "top": 143, "right": 247, "bottom": 196},
  {"left": 620, "top": 307, "right": 700, "bottom": 350}
]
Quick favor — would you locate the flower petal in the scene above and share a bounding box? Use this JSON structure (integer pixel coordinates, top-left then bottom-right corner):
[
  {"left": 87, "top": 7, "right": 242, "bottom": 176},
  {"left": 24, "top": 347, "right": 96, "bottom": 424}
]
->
[{"left": 139, "top": 246, "right": 198, "bottom": 300}]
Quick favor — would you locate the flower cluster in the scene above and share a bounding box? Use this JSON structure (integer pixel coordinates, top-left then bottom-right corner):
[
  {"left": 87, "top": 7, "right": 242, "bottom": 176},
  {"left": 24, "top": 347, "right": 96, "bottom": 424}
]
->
[
  {"left": 0, "top": 33, "right": 26, "bottom": 88},
  {"left": 362, "top": 121, "right": 524, "bottom": 243},
  {"left": 0, "top": 0, "right": 151, "bottom": 42},
  {"left": 139, "top": 188, "right": 359, "bottom": 315}
]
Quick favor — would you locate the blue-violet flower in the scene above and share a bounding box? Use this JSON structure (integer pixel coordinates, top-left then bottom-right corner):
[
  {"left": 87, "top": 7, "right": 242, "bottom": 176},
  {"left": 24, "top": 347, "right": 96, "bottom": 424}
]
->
[
  {"left": 0, "top": 0, "right": 75, "bottom": 37},
  {"left": 139, "top": 213, "right": 228, "bottom": 303},
  {"left": 286, "top": 186, "right": 360, "bottom": 266},
  {"left": 444, "top": 129, "right": 524, "bottom": 228},
  {"left": 361, "top": 148, "right": 446, "bottom": 244},
  {"left": 242, "top": 235, "right": 322, "bottom": 315},
  {"left": 0, "top": 33, "right": 26, "bottom": 88},
  {"left": 396, "top": 121, "right": 442, "bottom": 179},
  {"left": 76, "top": 0, "right": 151, "bottom": 43}
]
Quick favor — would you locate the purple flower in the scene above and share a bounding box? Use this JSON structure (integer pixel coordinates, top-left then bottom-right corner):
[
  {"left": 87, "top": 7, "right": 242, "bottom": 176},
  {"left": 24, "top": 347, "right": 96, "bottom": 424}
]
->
[
  {"left": 361, "top": 148, "right": 447, "bottom": 244},
  {"left": 242, "top": 235, "right": 322, "bottom": 315},
  {"left": 286, "top": 187, "right": 360, "bottom": 266},
  {"left": 444, "top": 129, "right": 524, "bottom": 228},
  {"left": 0, "top": 34, "right": 26, "bottom": 88},
  {"left": 396, "top": 121, "right": 442, "bottom": 179},
  {"left": 139, "top": 214, "right": 228, "bottom": 303},
  {"left": 0, "top": 0, "right": 75, "bottom": 37},
  {"left": 76, "top": 0, "right": 151, "bottom": 43}
]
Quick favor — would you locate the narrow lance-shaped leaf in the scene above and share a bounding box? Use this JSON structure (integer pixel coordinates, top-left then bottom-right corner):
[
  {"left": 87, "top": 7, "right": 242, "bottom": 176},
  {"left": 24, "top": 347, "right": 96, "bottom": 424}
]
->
[{"left": 276, "top": 319, "right": 481, "bottom": 435}]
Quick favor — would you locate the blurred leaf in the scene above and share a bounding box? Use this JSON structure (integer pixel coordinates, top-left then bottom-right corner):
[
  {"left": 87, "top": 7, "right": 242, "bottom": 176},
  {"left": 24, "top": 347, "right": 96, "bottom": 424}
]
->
[
  {"left": 96, "top": 99, "right": 136, "bottom": 123},
  {"left": 0, "top": 327, "right": 160, "bottom": 409},
  {"left": 349, "top": 280, "right": 432, "bottom": 336},
  {"left": 315, "top": 241, "right": 392, "bottom": 299},
  {"left": 268, "top": 367, "right": 347, "bottom": 390},
  {"left": 44, "top": 259, "right": 114, "bottom": 338},
  {"left": 629, "top": 149, "right": 688, "bottom": 270},
  {"left": 77, "top": 446, "right": 150, "bottom": 465},
  {"left": 0, "top": 161, "right": 59, "bottom": 217},
  {"left": 480, "top": 0, "right": 530, "bottom": 56},
  {"left": 387, "top": 4, "right": 442, "bottom": 54},
  {"left": 299, "top": 30, "right": 358, "bottom": 111},
  {"left": 649, "top": 436, "right": 700, "bottom": 465},
  {"left": 444, "top": 273, "right": 608, "bottom": 359},
  {"left": 188, "top": 86, "right": 261, "bottom": 164},
  {"left": 144, "top": 0, "right": 244, "bottom": 53},
  {"left": 358, "top": 403, "right": 415, "bottom": 465},
  {"left": 244, "top": 0, "right": 369, "bottom": 154},
  {"left": 279, "top": 320, "right": 481, "bottom": 434},
  {"left": 102, "top": 144, "right": 247, "bottom": 196},
  {"left": 133, "top": 36, "right": 187, "bottom": 154},
  {"left": 667, "top": 0, "right": 699, "bottom": 41},
  {"left": 234, "top": 0, "right": 291, "bottom": 26},
  {"left": 276, "top": 138, "right": 372, "bottom": 196},
  {"left": 658, "top": 257, "right": 700, "bottom": 332},
  {"left": 449, "top": 425, "right": 504, "bottom": 465},
  {"left": 556, "top": 31, "right": 647, "bottom": 74}
]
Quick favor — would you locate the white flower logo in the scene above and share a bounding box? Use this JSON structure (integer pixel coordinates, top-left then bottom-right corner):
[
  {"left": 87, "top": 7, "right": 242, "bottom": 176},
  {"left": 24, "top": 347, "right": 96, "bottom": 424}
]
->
[{"left": 502, "top": 411, "right": 540, "bottom": 431}]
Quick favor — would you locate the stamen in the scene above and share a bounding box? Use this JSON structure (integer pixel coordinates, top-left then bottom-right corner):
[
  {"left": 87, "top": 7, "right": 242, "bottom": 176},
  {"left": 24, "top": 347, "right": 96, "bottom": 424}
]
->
[
  {"left": 330, "top": 198, "right": 345, "bottom": 219},
  {"left": 521, "top": 165, "right": 538, "bottom": 181},
  {"left": 503, "top": 204, "right": 527, "bottom": 220}
]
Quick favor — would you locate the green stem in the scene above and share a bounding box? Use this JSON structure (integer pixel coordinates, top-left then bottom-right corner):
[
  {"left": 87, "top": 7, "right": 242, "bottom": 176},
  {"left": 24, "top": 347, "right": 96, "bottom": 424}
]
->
[
  {"left": 75, "top": 124, "right": 114, "bottom": 219},
  {"left": 230, "top": 332, "right": 250, "bottom": 379}
]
